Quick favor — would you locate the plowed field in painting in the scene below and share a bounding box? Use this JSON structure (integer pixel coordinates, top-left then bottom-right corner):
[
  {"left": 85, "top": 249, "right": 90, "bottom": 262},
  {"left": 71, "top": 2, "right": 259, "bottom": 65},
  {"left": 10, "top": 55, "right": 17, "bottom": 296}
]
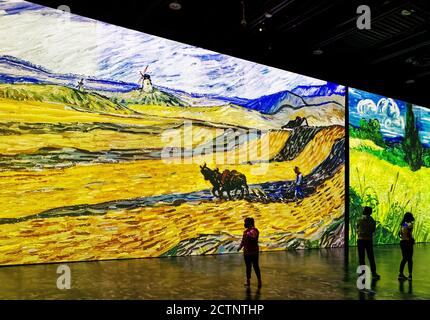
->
[{"left": 0, "top": 84, "right": 345, "bottom": 265}]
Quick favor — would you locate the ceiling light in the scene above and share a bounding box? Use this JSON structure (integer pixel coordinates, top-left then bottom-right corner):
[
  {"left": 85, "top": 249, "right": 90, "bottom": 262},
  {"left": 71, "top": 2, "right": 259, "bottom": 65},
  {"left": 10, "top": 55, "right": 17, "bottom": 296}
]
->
[
  {"left": 241, "top": 1, "right": 247, "bottom": 27},
  {"left": 258, "top": 22, "right": 266, "bottom": 32},
  {"left": 405, "top": 79, "right": 415, "bottom": 84},
  {"left": 264, "top": 12, "right": 273, "bottom": 18},
  {"left": 313, "top": 48, "right": 324, "bottom": 55},
  {"left": 401, "top": 9, "right": 413, "bottom": 16},
  {"left": 169, "top": 1, "right": 182, "bottom": 10}
]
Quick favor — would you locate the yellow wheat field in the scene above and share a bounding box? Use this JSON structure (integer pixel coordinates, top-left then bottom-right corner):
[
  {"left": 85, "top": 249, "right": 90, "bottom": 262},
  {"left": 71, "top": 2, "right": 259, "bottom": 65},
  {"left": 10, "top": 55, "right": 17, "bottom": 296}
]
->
[
  {"left": 0, "top": 98, "right": 181, "bottom": 126},
  {"left": 0, "top": 167, "right": 344, "bottom": 265},
  {"left": 129, "top": 104, "right": 280, "bottom": 130},
  {"left": 350, "top": 149, "right": 430, "bottom": 233},
  {"left": 0, "top": 96, "right": 345, "bottom": 265},
  {"left": 0, "top": 126, "right": 221, "bottom": 155},
  {"left": 349, "top": 138, "right": 383, "bottom": 151},
  {"left": 0, "top": 126, "right": 344, "bottom": 219}
]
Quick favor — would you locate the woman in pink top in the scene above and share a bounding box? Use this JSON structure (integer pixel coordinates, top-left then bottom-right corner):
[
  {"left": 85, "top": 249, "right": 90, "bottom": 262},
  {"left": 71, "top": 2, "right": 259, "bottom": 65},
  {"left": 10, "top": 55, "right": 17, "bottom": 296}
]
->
[{"left": 238, "top": 217, "right": 262, "bottom": 288}]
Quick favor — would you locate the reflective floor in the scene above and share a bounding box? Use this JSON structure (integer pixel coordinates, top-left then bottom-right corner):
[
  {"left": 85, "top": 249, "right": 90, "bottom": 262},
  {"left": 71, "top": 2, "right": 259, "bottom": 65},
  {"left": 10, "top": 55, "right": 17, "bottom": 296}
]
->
[{"left": 0, "top": 244, "right": 429, "bottom": 300}]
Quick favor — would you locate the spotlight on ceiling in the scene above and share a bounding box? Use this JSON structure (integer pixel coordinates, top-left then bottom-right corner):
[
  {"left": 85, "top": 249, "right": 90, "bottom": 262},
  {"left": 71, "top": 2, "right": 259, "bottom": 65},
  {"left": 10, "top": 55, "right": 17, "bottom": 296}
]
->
[
  {"left": 240, "top": 1, "right": 247, "bottom": 27},
  {"left": 264, "top": 12, "right": 273, "bottom": 18},
  {"left": 401, "top": 9, "right": 414, "bottom": 16},
  {"left": 258, "top": 22, "right": 266, "bottom": 32},
  {"left": 405, "top": 79, "right": 415, "bottom": 84},
  {"left": 169, "top": 1, "right": 182, "bottom": 10},
  {"left": 406, "top": 57, "right": 422, "bottom": 66},
  {"left": 313, "top": 48, "right": 324, "bottom": 55}
]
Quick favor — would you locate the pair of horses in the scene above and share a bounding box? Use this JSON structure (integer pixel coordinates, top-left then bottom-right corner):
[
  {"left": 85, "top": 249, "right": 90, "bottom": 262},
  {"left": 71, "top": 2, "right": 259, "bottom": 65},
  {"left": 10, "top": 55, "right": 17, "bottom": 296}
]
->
[{"left": 200, "top": 163, "right": 249, "bottom": 200}]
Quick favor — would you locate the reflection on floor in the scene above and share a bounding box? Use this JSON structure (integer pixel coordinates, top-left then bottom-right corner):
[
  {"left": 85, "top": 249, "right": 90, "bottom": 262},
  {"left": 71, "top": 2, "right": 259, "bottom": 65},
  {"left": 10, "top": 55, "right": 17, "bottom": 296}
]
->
[{"left": 0, "top": 244, "right": 429, "bottom": 300}]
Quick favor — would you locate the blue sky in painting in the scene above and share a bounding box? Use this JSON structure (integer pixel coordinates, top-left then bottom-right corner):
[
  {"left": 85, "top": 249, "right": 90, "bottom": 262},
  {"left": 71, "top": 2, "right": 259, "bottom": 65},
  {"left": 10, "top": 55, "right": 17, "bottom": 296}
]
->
[
  {"left": 349, "top": 88, "right": 430, "bottom": 147},
  {"left": 0, "top": 0, "right": 344, "bottom": 100}
]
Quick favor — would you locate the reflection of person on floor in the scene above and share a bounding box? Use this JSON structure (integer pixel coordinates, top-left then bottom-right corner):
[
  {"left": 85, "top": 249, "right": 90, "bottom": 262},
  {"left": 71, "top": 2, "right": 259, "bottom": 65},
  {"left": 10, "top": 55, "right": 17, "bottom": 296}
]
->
[
  {"left": 399, "top": 278, "right": 413, "bottom": 295},
  {"left": 398, "top": 212, "right": 415, "bottom": 281},
  {"left": 357, "top": 206, "right": 380, "bottom": 279},
  {"left": 294, "top": 166, "right": 305, "bottom": 201},
  {"left": 238, "top": 217, "right": 262, "bottom": 288}
]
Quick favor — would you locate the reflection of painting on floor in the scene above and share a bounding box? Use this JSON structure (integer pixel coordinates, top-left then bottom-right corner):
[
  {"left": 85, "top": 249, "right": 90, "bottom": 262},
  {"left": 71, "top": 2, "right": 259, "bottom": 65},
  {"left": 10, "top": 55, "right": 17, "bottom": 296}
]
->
[
  {"left": 349, "top": 88, "right": 430, "bottom": 245},
  {"left": 0, "top": 1, "right": 345, "bottom": 265}
]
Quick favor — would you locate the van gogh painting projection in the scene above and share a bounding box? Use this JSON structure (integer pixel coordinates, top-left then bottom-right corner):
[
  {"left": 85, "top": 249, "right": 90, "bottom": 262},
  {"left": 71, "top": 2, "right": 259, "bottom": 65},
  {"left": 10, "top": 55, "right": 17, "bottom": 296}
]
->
[
  {"left": 0, "top": 1, "right": 345, "bottom": 265},
  {"left": 349, "top": 88, "right": 430, "bottom": 245}
]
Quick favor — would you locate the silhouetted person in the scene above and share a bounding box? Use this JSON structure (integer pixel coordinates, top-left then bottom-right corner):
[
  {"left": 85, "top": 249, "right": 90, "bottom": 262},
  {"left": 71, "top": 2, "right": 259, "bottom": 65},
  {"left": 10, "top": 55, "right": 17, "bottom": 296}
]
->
[
  {"left": 398, "top": 212, "right": 415, "bottom": 281},
  {"left": 357, "top": 206, "right": 380, "bottom": 279},
  {"left": 238, "top": 217, "right": 262, "bottom": 288},
  {"left": 294, "top": 166, "right": 304, "bottom": 201}
]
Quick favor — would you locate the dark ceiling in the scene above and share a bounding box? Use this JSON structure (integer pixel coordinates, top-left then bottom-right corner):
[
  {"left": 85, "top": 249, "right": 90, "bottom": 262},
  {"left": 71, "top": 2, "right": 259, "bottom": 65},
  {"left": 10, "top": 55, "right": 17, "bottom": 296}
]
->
[{"left": 31, "top": 0, "right": 430, "bottom": 106}]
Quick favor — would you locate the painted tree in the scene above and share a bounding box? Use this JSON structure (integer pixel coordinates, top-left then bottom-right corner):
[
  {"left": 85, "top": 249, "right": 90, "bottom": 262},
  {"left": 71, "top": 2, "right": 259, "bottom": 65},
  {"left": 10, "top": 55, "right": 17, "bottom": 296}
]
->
[
  {"left": 402, "top": 103, "right": 422, "bottom": 171},
  {"left": 356, "top": 118, "right": 384, "bottom": 147},
  {"left": 368, "top": 118, "right": 384, "bottom": 146}
]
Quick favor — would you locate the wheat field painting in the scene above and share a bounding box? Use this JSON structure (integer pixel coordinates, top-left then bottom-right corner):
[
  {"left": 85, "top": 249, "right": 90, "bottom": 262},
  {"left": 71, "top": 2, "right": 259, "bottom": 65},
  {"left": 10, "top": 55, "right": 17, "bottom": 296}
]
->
[{"left": 0, "top": 0, "right": 345, "bottom": 265}]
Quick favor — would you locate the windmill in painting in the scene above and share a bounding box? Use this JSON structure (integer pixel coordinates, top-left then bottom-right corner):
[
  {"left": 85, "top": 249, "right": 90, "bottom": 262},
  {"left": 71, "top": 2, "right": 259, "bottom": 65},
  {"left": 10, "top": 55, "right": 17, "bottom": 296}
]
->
[
  {"left": 77, "top": 78, "right": 85, "bottom": 92},
  {"left": 138, "top": 66, "right": 153, "bottom": 93},
  {"left": 0, "top": 0, "right": 346, "bottom": 265}
]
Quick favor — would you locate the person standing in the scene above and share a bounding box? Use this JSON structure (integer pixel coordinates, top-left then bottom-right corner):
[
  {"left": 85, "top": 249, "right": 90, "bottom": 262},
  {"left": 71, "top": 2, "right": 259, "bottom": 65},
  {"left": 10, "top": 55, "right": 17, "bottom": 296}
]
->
[
  {"left": 294, "top": 166, "right": 305, "bottom": 201},
  {"left": 357, "top": 206, "right": 380, "bottom": 279},
  {"left": 238, "top": 217, "right": 262, "bottom": 288},
  {"left": 398, "top": 212, "right": 415, "bottom": 281}
]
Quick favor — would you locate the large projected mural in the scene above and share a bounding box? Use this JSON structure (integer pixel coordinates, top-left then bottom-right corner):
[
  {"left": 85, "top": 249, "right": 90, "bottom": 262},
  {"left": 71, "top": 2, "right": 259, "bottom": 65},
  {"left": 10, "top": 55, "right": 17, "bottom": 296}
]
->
[
  {"left": 0, "top": 1, "right": 345, "bottom": 265},
  {"left": 349, "top": 88, "right": 430, "bottom": 245}
]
